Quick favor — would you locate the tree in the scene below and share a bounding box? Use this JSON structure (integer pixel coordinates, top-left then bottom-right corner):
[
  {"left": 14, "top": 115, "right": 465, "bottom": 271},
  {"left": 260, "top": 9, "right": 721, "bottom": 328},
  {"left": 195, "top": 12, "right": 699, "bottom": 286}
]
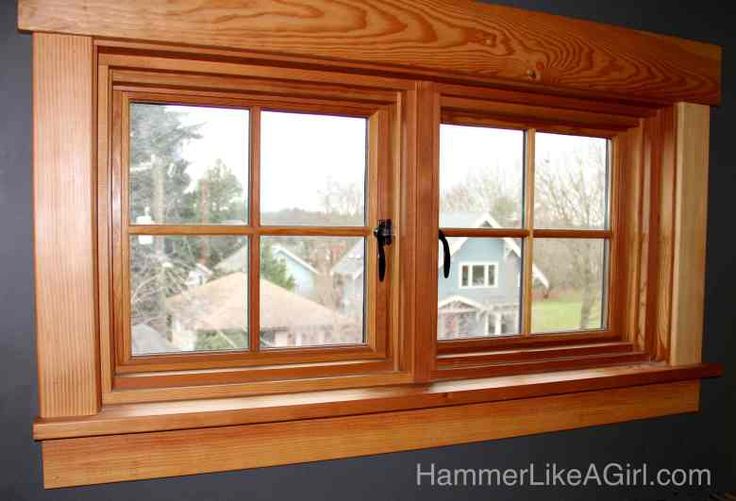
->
[
  {"left": 439, "top": 162, "right": 522, "bottom": 227},
  {"left": 260, "top": 242, "right": 296, "bottom": 291},
  {"left": 129, "top": 103, "right": 201, "bottom": 223},
  {"left": 129, "top": 105, "right": 202, "bottom": 336},
  {"left": 318, "top": 179, "right": 364, "bottom": 224},
  {"left": 190, "top": 158, "right": 245, "bottom": 224}
]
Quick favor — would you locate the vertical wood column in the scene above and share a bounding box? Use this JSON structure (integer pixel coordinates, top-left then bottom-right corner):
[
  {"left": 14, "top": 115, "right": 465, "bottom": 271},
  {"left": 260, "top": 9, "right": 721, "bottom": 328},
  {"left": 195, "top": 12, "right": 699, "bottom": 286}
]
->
[
  {"left": 34, "top": 33, "right": 99, "bottom": 417},
  {"left": 410, "top": 81, "right": 439, "bottom": 381},
  {"left": 670, "top": 103, "right": 710, "bottom": 365}
]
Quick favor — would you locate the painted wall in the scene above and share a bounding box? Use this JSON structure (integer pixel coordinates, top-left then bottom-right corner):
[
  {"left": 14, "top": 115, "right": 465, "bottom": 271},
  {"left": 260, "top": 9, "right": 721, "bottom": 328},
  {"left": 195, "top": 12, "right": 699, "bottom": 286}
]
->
[{"left": 1, "top": 1, "right": 734, "bottom": 499}]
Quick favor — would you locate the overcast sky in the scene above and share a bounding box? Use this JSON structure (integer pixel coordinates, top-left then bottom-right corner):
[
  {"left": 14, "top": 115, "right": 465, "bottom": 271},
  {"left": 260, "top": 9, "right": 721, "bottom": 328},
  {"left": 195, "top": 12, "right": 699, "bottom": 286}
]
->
[
  {"left": 172, "top": 105, "right": 366, "bottom": 215},
  {"left": 167, "top": 104, "right": 605, "bottom": 220}
]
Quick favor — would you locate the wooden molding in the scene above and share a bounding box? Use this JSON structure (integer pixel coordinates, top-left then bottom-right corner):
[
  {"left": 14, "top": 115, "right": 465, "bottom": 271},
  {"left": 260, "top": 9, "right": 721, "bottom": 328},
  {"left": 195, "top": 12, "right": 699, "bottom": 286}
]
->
[
  {"left": 40, "top": 380, "right": 700, "bottom": 488},
  {"left": 18, "top": 0, "right": 721, "bottom": 105},
  {"left": 34, "top": 363, "right": 720, "bottom": 441},
  {"left": 33, "top": 33, "right": 99, "bottom": 418},
  {"left": 670, "top": 103, "right": 710, "bottom": 365},
  {"left": 26, "top": 6, "right": 717, "bottom": 488}
]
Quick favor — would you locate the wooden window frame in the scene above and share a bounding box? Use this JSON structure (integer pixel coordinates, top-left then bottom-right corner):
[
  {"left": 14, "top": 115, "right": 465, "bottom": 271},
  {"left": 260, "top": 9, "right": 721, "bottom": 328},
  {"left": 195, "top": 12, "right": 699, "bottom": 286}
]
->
[
  {"left": 103, "top": 62, "right": 405, "bottom": 397},
  {"left": 22, "top": 0, "right": 721, "bottom": 488},
  {"left": 426, "top": 89, "right": 626, "bottom": 377}
]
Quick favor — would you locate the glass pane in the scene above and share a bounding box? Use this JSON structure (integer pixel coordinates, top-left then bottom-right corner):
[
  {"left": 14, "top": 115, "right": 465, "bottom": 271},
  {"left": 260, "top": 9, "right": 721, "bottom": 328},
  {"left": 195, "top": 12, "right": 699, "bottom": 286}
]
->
[
  {"left": 534, "top": 133, "right": 609, "bottom": 229},
  {"left": 129, "top": 103, "right": 249, "bottom": 225},
  {"left": 437, "top": 238, "right": 522, "bottom": 339},
  {"left": 260, "top": 112, "right": 367, "bottom": 226},
  {"left": 130, "top": 235, "right": 248, "bottom": 355},
  {"left": 471, "top": 265, "right": 485, "bottom": 286},
  {"left": 439, "top": 124, "right": 524, "bottom": 228},
  {"left": 487, "top": 265, "right": 496, "bottom": 286},
  {"left": 260, "top": 236, "right": 364, "bottom": 348},
  {"left": 531, "top": 238, "right": 607, "bottom": 333}
]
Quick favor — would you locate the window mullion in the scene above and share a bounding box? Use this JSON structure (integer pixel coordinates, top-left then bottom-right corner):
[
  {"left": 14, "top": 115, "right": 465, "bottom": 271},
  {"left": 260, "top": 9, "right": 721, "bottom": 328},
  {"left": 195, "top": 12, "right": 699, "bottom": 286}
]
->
[
  {"left": 521, "top": 128, "right": 536, "bottom": 336},
  {"left": 248, "top": 106, "right": 261, "bottom": 353}
]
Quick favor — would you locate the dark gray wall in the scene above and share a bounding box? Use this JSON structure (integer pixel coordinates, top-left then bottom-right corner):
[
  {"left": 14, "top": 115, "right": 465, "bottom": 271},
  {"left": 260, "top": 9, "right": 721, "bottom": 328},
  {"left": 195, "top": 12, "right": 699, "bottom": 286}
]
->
[{"left": 1, "top": 1, "right": 733, "bottom": 499}]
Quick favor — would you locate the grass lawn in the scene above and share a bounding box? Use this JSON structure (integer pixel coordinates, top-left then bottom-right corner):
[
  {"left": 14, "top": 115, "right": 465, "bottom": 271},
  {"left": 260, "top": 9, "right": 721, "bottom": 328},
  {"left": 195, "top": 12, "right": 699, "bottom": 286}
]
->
[{"left": 531, "top": 295, "right": 602, "bottom": 333}]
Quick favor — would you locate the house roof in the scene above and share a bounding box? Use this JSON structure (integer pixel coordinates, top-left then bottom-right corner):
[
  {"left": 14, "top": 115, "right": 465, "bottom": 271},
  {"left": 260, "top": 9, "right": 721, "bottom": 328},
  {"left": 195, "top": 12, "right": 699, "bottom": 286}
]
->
[
  {"left": 443, "top": 213, "right": 550, "bottom": 289},
  {"left": 131, "top": 323, "right": 178, "bottom": 355},
  {"left": 330, "top": 212, "right": 550, "bottom": 289},
  {"left": 165, "top": 272, "right": 351, "bottom": 331},
  {"left": 216, "top": 245, "right": 318, "bottom": 275}
]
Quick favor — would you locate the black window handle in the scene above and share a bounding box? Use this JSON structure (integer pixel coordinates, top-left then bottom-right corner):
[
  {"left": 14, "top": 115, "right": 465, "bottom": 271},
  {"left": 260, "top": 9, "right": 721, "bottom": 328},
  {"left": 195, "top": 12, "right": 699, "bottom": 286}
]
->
[
  {"left": 373, "top": 219, "right": 393, "bottom": 282},
  {"left": 439, "top": 229, "right": 451, "bottom": 278}
]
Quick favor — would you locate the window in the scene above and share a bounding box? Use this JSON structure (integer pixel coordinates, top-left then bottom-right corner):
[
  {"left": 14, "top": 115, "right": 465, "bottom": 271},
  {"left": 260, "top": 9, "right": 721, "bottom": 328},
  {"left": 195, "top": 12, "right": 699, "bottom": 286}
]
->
[
  {"left": 26, "top": 2, "right": 718, "bottom": 486},
  {"left": 459, "top": 262, "right": 497, "bottom": 288},
  {"left": 436, "top": 122, "right": 611, "bottom": 345},
  {"left": 104, "top": 63, "right": 399, "bottom": 391},
  {"left": 128, "top": 106, "right": 369, "bottom": 355}
]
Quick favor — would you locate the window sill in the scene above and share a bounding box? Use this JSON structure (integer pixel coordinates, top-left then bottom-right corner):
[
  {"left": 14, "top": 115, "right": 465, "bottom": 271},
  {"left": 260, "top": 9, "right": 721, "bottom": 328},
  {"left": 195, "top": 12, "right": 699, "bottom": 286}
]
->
[{"left": 35, "top": 363, "right": 720, "bottom": 487}]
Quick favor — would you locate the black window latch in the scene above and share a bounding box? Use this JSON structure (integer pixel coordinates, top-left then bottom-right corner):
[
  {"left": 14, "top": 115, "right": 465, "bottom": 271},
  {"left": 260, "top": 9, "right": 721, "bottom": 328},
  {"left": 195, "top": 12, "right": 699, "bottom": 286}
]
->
[{"left": 373, "top": 219, "right": 393, "bottom": 282}]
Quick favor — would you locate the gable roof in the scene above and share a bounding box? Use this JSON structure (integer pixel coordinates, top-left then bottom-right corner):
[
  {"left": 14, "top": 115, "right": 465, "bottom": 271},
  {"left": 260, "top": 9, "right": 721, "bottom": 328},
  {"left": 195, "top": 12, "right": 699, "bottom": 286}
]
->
[
  {"left": 131, "top": 323, "right": 178, "bottom": 355},
  {"left": 330, "top": 212, "right": 550, "bottom": 289},
  {"left": 443, "top": 213, "right": 549, "bottom": 290},
  {"left": 166, "top": 272, "right": 350, "bottom": 331}
]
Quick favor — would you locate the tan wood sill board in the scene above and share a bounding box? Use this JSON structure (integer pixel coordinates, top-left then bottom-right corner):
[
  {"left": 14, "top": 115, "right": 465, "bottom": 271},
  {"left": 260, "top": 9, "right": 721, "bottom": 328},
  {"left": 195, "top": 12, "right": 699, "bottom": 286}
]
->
[
  {"left": 35, "top": 363, "right": 720, "bottom": 440},
  {"left": 41, "top": 378, "right": 705, "bottom": 487}
]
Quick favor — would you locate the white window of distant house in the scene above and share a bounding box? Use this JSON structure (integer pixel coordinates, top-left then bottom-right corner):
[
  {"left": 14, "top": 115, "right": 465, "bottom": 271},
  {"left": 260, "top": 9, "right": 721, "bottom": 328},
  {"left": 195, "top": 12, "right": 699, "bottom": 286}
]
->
[{"left": 459, "top": 262, "right": 498, "bottom": 288}]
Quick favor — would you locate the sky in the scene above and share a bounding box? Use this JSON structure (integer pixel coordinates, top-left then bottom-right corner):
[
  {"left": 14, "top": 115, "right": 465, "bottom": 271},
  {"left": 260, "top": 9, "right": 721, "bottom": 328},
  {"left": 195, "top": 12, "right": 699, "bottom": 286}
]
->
[
  {"left": 161, "top": 104, "right": 606, "bottom": 225},
  {"left": 168, "top": 104, "right": 366, "bottom": 217}
]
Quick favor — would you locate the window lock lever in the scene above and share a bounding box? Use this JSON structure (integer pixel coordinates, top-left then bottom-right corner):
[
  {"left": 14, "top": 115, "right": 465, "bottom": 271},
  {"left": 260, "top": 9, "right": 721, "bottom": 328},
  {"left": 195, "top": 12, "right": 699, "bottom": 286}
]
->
[{"left": 373, "top": 219, "right": 393, "bottom": 282}]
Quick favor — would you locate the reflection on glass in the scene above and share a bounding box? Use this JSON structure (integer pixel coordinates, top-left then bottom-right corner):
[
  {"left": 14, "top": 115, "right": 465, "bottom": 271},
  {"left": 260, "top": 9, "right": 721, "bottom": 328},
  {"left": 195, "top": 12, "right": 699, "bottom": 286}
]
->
[
  {"left": 437, "top": 238, "right": 523, "bottom": 339},
  {"left": 260, "top": 111, "right": 367, "bottom": 226},
  {"left": 260, "top": 236, "right": 364, "bottom": 348},
  {"left": 130, "top": 235, "right": 248, "bottom": 355},
  {"left": 129, "top": 103, "right": 249, "bottom": 225},
  {"left": 534, "top": 133, "right": 609, "bottom": 229},
  {"left": 531, "top": 238, "right": 607, "bottom": 333},
  {"left": 439, "top": 124, "right": 524, "bottom": 228}
]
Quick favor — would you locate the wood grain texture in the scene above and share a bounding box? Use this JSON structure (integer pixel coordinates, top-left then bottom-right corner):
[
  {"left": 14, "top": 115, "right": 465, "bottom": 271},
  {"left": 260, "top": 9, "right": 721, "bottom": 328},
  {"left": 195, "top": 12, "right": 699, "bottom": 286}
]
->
[
  {"left": 18, "top": 0, "right": 721, "bottom": 105},
  {"left": 612, "top": 125, "right": 646, "bottom": 351},
  {"left": 411, "top": 82, "right": 440, "bottom": 381},
  {"left": 670, "top": 103, "right": 710, "bottom": 365},
  {"left": 34, "top": 363, "right": 719, "bottom": 440},
  {"left": 33, "top": 33, "right": 99, "bottom": 418},
  {"left": 40, "top": 380, "right": 700, "bottom": 487},
  {"left": 642, "top": 108, "right": 678, "bottom": 361}
]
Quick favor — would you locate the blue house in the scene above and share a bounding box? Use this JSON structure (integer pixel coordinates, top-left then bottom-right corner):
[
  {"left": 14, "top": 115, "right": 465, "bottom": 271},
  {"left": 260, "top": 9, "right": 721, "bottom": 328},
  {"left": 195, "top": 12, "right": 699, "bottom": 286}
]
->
[
  {"left": 217, "top": 244, "right": 319, "bottom": 297},
  {"left": 331, "top": 213, "right": 549, "bottom": 339}
]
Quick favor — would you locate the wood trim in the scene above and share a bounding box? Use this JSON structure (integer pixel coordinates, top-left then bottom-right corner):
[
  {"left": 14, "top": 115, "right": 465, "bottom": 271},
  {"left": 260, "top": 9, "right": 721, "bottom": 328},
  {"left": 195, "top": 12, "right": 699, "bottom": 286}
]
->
[
  {"left": 34, "top": 364, "right": 719, "bottom": 441},
  {"left": 440, "top": 227, "right": 528, "bottom": 238},
  {"left": 670, "top": 103, "right": 709, "bottom": 365},
  {"left": 612, "top": 125, "right": 647, "bottom": 352},
  {"left": 97, "top": 47, "right": 415, "bottom": 92},
  {"left": 441, "top": 96, "right": 640, "bottom": 132},
  {"left": 104, "top": 71, "right": 401, "bottom": 386},
  {"left": 248, "top": 106, "right": 261, "bottom": 353},
  {"left": 18, "top": 0, "right": 721, "bottom": 105},
  {"left": 642, "top": 107, "right": 678, "bottom": 361},
  {"left": 33, "top": 33, "right": 99, "bottom": 418},
  {"left": 412, "top": 82, "right": 440, "bottom": 381},
  {"left": 521, "top": 129, "right": 535, "bottom": 336},
  {"left": 40, "top": 380, "right": 703, "bottom": 488}
]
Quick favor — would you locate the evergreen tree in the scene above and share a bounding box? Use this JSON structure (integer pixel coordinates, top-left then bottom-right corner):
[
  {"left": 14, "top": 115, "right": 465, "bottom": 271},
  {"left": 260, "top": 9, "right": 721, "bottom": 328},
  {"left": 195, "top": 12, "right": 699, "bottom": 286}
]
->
[{"left": 260, "top": 242, "right": 296, "bottom": 291}]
